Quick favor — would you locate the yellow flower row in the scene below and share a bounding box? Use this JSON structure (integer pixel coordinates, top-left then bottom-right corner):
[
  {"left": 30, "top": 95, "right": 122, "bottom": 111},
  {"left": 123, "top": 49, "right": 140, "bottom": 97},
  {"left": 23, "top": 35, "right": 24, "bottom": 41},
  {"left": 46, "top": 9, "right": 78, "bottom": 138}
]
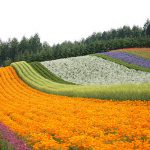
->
[{"left": 0, "top": 66, "right": 150, "bottom": 149}]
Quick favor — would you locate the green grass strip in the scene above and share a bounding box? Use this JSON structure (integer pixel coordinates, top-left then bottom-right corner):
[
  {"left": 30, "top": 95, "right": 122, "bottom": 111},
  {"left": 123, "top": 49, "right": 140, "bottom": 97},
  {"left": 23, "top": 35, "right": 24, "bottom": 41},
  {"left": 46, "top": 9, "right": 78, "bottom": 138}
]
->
[
  {"left": 30, "top": 62, "right": 74, "bottom": 85},
  {"left": 92, "top": 54, "right": 150, "bottom": 72},
  {"left": 0, "top": 138, "right": 14, "bottom": 150},
  {"left": 11, "top": 61, "right": 150, "bottom": 100},
  {"left": 12, "top": 62, "right": 71, "bottom": 89}
]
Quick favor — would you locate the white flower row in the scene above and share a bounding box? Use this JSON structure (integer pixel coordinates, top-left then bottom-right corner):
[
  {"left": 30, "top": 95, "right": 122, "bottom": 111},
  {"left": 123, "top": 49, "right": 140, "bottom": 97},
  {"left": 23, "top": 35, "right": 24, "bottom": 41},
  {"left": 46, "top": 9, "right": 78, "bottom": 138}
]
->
[{"left": 41, "top": 55, "right": 150, "bottom": 85}]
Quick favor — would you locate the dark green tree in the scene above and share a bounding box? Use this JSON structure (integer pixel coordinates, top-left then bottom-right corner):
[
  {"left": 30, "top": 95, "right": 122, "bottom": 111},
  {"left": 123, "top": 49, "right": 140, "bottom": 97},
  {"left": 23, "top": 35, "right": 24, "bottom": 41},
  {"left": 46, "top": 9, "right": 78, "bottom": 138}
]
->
[{"left": 144, "top": 19, "right": 150, "bottom": 36}]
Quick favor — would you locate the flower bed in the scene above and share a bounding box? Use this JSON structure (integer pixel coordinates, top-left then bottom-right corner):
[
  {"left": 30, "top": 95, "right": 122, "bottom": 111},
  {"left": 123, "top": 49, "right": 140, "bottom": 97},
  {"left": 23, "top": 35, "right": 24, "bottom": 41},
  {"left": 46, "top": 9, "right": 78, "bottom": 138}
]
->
[
  {"left": 41, "top": 56, "right": 150, "bottom": 85},
  {"left": 112, "top": 48, "right": 150, "bottom": 59},
  {"left": 0, "top": 123, "right": 30, "bottom": 150},
  {"left": 0, "top": 66, "right": 150, "bottom": 149},
  {"left": 103, "top": 51, "right": 150, "bottom": 68}
]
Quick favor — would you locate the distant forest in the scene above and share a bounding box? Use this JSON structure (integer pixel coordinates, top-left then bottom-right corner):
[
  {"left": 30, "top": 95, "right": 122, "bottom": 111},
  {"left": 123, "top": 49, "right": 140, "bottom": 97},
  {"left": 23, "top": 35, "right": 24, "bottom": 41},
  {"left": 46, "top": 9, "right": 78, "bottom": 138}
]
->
[{"left": 0, "top": 19, "right": 150, "bottom": 66}]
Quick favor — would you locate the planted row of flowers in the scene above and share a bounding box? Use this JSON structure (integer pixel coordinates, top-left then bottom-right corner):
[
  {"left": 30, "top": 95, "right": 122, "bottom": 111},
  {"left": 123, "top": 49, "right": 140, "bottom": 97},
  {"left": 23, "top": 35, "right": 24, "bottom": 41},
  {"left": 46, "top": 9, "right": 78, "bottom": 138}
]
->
[
  {"left": 102, "top": 51, "right": 150, "bottom": 68},
  {"left": 112, "top": 48, "right": 150, "bottom": 59},
  {"left": 112, "top": 48, "right": 150, "bottom": 52},
  {"left": 0, "top": 66, "right": 150, "bottom": 149},
  {"left": 41, "top": 55, "right": 150, "bottom": 85},
  {"left": 0, "top": 122, "right": 30, "bottom": 150}
]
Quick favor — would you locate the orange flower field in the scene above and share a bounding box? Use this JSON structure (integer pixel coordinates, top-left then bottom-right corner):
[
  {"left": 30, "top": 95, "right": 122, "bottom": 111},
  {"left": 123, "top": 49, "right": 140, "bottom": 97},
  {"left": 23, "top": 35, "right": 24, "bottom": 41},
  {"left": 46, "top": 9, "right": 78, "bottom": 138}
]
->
[{"left": 0, "top": 66, "right": 150, "bottom": 149}]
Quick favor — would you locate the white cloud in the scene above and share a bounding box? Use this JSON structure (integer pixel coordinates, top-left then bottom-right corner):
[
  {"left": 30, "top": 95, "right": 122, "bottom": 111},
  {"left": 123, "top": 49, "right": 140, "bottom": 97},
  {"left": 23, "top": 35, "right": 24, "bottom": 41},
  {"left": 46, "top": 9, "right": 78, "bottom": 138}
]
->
[{"left": 0, "top": 0, "right": 149, "bottom": 45}]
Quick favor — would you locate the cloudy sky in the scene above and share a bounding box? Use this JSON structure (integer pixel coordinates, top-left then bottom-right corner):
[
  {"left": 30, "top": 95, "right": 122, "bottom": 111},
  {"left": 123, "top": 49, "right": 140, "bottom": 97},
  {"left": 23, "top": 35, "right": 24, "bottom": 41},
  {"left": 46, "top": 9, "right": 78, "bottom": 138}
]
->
[{"left": 0, "top": 0, "right": 149, "bottom": 45}]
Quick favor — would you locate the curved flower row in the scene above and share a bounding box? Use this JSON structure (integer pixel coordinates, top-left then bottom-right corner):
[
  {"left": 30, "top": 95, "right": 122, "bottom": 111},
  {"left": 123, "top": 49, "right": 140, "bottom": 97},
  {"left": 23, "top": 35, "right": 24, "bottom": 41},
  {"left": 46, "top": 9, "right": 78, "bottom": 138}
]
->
[
  {"left": 112, "top": 48, "right": 150, "bottom": 59},
  {"left": 9, "top": 61, "right": 150, "bottom": 100},
  {"left": 113, "top": 48, "right": 150, "bottom": 59},
  {"left": 41, "top": 55, "right": 150, "bottom": 85},
  {"left": 0, "top": 122, "right": 30, "bottom": 150},
  {"left": 102, "top": 51, "right": 150, "bottom": 68},
  {"left": 0, "top": 66, "right": 150, "bottom": 149}
]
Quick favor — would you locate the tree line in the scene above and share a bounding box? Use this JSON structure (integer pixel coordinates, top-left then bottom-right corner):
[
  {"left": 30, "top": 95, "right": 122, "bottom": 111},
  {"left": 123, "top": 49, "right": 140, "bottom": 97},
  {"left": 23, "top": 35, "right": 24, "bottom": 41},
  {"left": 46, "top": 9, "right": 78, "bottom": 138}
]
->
[{"left": 0, "top": 19, "right": 150, "bottom": 66}]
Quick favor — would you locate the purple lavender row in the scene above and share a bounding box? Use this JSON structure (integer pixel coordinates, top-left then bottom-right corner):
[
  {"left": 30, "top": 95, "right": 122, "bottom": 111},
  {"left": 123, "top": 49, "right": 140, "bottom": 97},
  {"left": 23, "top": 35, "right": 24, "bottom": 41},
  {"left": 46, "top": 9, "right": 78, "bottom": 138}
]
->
[
  {"left": 102, "top": 51, "right": 150, "bottom": 68},
  {"left": 0, "top": 122, "right": 30, "bottom": 150}
]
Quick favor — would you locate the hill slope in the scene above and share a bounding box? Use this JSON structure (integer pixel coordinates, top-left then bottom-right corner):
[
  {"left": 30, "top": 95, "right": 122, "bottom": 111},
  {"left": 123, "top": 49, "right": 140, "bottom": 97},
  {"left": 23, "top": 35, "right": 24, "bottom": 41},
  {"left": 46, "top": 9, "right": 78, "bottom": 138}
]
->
[
  {"left": 41, "top": 55, "right": 150, "bottom": 85},
  {"left": 94, "top": 48, "right": 150, "bottom": 72},
  {"left": 1, "top": 48, "right": 150, "bottom": 149},
  {"left": 0, "top": 67, "right": 150, "bottom": 149},
  {"left": 10, "top": 49, "right": 150, "bottom": 100}
]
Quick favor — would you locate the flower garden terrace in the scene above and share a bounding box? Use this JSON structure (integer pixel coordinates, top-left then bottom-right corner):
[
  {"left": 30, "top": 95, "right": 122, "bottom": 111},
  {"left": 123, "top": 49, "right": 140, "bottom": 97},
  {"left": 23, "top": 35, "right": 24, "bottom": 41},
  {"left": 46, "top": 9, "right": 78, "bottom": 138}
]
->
[
  {"left": 0, "top": 66, "right": 150, "bottom": 149},
  {"left": 112, "top": 48, "right": 150, "bottom": 59},
  {"left": 10, "top": 60, "right": 150, "bottom": 100},
  {"left": 94, "top": 48, "right": 150, "bottom": 72},
  {"left": 0, "top": 48, "right": 150, "bottom": 149}
]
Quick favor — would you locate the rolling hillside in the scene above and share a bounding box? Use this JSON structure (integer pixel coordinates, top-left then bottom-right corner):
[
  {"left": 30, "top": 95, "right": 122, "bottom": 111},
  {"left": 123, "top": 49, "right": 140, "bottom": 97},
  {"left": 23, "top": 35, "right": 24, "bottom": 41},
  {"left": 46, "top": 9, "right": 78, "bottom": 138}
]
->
[
  {"left": 94, "top": 48, "right": 150, "bottom": 72},
  {"left": 41, "top": 55, "right": 150, "bottom": 85},
  {"left": 0, "top": 48, "right": 150, "bottom": 149}
]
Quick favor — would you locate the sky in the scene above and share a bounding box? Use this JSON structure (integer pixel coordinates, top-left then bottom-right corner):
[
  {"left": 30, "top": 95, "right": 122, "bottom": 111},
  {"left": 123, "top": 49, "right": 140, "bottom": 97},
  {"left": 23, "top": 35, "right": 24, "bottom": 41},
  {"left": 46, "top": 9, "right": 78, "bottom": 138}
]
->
[{"left": 0, "top": 0, "right": 149, "bottom": 45}]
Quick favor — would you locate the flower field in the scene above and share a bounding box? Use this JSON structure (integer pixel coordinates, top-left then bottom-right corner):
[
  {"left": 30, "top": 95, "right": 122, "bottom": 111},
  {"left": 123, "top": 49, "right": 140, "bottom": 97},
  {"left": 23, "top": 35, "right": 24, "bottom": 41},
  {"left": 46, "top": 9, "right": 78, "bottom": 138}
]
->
[
  {"left": 30, "top": 62, "right": 74, "bottom": 85},
  {"left": 0, "top": 67, "right": 150, "bottom": 149},
  {"left": 0, "top": 48, "right": 150, "bottom": 149},
  {"left": 10, "top": 61, "right": 150, "bottom": 100},
  {"left": 94, "top": 48, "right": 150, "bottom": 73},
  {"left": 112, "top": 48, "right": 150, "bottom": 59},
  {"left": 102, "top": 51, "right": 150, "bottom": 68},
  {"left": 41, "top": 55, "right": 150, "bottom": 85}
]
